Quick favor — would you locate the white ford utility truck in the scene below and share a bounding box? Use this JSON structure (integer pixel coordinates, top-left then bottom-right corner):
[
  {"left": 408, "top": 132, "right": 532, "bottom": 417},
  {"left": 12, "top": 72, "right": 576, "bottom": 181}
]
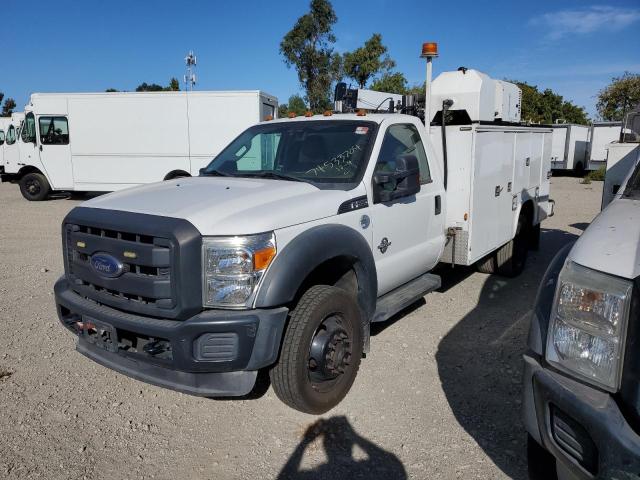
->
[
  {"left": 523, "top": 146, "right": 640, "bottom": 479},
  {"left": 55, "top": 50, "right": 554, "bottom": 414}
]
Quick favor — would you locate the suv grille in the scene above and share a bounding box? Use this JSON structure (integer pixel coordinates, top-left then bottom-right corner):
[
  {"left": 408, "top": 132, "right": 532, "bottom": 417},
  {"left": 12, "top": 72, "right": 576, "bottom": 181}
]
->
[{"left": 65, "top": 223, "right": 175, "bottom": 311}]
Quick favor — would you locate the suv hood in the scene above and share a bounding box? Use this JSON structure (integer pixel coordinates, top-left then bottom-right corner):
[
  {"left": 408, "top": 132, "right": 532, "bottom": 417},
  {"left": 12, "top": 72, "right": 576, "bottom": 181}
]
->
[
  {"left": 569, "top": 198, "right": 640, "bottom": 280},
  {"left": 82, "top": 177, "right": 358, "bottom": 235}
]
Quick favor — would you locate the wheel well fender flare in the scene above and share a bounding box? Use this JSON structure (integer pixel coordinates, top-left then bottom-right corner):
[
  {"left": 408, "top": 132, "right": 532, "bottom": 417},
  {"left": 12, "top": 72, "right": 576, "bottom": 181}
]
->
[
  {"left": 17, "top": 165, "right": 45, "bottom": 179},
  {"left": 255, "top": 224, "right": 378, "bottom": 320},
  {"left": 514, "top": 199, "right": 535, "bottom": 235}
]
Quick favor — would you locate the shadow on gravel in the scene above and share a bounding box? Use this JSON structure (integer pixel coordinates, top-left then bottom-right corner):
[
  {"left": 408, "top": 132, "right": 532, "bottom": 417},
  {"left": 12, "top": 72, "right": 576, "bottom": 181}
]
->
[
  {"left": 278, "top": 415, "right": 406, "bottom": 480},
  {"left": 435, "top": 228, "right": 578, "bottom": 480}
]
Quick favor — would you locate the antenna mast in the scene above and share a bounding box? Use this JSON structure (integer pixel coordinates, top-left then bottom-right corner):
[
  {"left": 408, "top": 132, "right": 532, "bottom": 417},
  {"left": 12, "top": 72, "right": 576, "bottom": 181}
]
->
[{"left": 184, "top": 51, "right": 197, "bottom": 91}]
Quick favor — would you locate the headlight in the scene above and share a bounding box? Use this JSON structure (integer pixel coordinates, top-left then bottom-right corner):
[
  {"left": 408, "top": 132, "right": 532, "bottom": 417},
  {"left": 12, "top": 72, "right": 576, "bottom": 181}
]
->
[
  {"left": 546, "top": 261, "right": 633, "bottom": 391},
  {"left": 202, "top": 232, "right": 276, "bottom": 308}
]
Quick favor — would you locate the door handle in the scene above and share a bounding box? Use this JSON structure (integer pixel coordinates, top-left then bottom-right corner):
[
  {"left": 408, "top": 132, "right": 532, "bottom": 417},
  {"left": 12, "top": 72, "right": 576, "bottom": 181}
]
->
[
  {"left": 495, "top": 186, "right": 503, "bottom": 197},
  {"left": 435, "top": 195, "right": 441, "bottom": 215}
]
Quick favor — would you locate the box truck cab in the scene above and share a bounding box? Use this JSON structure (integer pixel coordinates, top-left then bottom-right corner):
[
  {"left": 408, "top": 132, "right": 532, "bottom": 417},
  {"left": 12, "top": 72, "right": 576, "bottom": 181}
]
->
[
  {"left": 2, "top": 91, "right": 277, "bottom": 201},
  {"left": 54, "top": 55, "right": 554, "bottom": 414}
]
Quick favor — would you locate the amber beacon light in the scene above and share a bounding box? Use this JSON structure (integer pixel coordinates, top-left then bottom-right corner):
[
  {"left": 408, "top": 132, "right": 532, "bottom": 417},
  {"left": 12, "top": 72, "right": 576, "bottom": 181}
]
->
[{"left": 420, "top": 42, "right": 438, "bottom": 58}]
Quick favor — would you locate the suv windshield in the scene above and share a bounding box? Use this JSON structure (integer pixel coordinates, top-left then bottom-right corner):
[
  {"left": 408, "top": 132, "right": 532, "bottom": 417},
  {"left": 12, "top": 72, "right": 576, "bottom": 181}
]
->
[
  {"left": 623, "top": 161, "right": 640, "bottom": 199},
  {"left": 202, "top": 120, "right": 377, "bottom": 190}
]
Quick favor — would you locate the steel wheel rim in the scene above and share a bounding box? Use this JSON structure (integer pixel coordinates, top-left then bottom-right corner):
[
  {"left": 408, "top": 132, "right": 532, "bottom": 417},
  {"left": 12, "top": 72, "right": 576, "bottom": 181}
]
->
[{"left": 308, "top": 313, "right": 353, "bottom": 390}]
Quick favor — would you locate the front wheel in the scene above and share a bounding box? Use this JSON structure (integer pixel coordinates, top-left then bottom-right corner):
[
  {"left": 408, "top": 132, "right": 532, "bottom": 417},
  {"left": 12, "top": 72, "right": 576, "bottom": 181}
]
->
[
  {"left": 19, "top": 172, "right": 51, "bottom": 201},
  {"left": 270, "top": 285, "right": 363, "bottom": 414}
]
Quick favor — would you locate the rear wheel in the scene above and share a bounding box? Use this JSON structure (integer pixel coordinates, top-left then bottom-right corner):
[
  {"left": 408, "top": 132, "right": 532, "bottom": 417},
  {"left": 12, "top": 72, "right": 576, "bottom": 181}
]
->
[
  {"left": 476, "top": 213, "right": 530, "bottom": 277},
  {"left": 19, "top": 173, "right": 51, "bottom": 201},
  {"left": 270, "top": 285, "right": 363, "bottom": 414}
]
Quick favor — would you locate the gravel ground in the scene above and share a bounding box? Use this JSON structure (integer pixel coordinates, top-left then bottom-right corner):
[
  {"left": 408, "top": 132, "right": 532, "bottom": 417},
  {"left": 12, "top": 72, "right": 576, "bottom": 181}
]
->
[{"left": 0, "top": 176, "right": 602, "bottom": 480}]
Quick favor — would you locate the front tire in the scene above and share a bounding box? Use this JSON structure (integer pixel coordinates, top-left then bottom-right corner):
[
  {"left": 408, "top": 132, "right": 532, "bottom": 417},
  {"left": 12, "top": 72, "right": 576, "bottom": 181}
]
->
[
  {"left": 527, "top": 434, "right": 557, "bottom": 480},
  {"left": 270, "top": 285, "right": 363, "bottom": 414},
  {"left": 19, "top": 173, "right": 51, "bottom": 201}
]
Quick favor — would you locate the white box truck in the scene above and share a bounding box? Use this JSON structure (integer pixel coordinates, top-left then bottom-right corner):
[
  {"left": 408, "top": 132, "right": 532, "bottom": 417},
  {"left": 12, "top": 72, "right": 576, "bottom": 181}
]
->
[
  {"left": 54, "top": 47, "right": 554, "bottom": 414},
  {"left": 2, "top": 91, "right": 277, "bottom": 200},
  {"left": 549, "top": 123, "right": 590, "bottom": 172},
  {"left": 586, "top": 121, "right": 622, "bottom": 170}
]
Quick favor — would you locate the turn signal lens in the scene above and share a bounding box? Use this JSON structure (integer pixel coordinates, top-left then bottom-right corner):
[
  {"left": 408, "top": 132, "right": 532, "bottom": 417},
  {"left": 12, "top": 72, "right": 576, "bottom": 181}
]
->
[
  {"left": 356, "top": 109, "right": 366, "bottom": 116},
  {"left": 254, "top": 245, "right": 276, "bottom": 270}
]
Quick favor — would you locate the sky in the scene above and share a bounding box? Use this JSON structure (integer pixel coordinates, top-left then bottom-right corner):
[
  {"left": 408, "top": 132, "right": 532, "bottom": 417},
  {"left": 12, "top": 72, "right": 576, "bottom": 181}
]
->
[{"left": 2, "top": 0, "right": 639, "bottom": 119}]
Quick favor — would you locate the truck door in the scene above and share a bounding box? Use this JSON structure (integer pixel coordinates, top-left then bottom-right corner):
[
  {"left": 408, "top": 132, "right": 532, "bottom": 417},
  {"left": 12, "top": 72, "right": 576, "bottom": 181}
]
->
[
  {"left": 18, "top": 113, "right": 42, "bottom": 175},
  {"left": 370, "top": 122, "right": 445, "bottom": 296},
  {"left": 36, "top": 116, "right": 73, "bottom": 189},
  {"left": 3, "top": 124, "right": 19, "bottom": 169}
]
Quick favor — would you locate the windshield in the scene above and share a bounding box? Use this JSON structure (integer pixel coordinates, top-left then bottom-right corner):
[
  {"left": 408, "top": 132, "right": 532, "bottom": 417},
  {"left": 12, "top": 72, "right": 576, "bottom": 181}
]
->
[
  {"left": 202, "top": 120, "right": 377, "bottom": 190},
  {"left": 623, "top": 161, "right": 640, "bottom": 199}
]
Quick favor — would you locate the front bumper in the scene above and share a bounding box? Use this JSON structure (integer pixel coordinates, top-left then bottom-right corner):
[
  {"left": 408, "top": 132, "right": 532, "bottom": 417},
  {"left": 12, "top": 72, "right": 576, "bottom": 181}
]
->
[
  {"left": 55, "top": 277, "right": 288, "bottom": 397},
  {"left": 523, "top": 353, "right": 640, "bottom": 479}
]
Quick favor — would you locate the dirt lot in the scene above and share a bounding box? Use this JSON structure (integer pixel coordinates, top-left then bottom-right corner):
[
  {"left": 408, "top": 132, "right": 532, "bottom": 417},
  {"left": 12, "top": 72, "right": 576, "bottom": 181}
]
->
[{"left": 0, "top": 176, "right": 602, "bottom": 479}]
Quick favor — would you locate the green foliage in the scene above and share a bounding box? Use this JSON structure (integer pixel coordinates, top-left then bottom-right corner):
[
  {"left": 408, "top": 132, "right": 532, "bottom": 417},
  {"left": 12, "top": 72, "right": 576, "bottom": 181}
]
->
[
  {"left": 280, "top": 0, "right": 342, "bottom": 112},
  {"left": 370, "top": 72, "right": 408, "bottom": 95},
  {"left": 0, "top": 93, "right": 16, "bottom": 116},
  {"left": 168, "top": 77, "right": 180, "bottom": 91},
  {"left": 584, "top": 166, "right": 606, "bottom": 182},
  {"left": 279, "top": 94, "right": 308, "bottom": 117},
  {"left": 597, "top": 72, "right": 640, "bottom": 121},
  {"left": 343, "top": 33, "right": 395, "bottom": 89},
  {"left": 135, "top": 78, "right": 181, "bottom": 92},
  {"left": 510, "top": 81, "right": 589, "bottom": 125}
]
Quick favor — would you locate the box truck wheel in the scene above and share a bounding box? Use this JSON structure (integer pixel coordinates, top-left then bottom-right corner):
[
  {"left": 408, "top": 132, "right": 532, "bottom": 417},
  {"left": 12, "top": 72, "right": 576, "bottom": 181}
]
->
[
  {"left": 19, "top": 173, "right": 51, "bottom": 201},
  {"left": 476, "top": 214, "right": 529, "bottom": 277},
  {"left": 269, "top": 285, "right": 363, "bottom": 414}
]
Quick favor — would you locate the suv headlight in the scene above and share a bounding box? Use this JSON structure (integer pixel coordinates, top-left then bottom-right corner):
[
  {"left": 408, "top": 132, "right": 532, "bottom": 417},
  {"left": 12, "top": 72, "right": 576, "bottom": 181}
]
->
[
  {"left": 546, "top": 261, "right": 633, "bottom": 391},
  {"left": 202, "top": 232, "right": 276, "bottom": 308}
]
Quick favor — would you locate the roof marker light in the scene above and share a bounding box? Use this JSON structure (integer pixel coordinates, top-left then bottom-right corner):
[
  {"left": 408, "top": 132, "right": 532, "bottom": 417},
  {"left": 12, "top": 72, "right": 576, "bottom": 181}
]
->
[
  {"left": 288, "top": 112, "right": 297, "bottom": 118},
  {"left": 420, "top": 42, "right": 438, "bottom": 58}
]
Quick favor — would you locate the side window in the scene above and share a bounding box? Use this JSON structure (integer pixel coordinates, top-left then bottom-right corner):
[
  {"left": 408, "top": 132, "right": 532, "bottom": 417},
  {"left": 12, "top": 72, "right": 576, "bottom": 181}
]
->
[
  {"left": 21, "top": 114, "right": 36, "bottom": 143},
  {"left": 0, "top": 130, "right": 4, "bottom": 145},
  {"left": 39, "top": 116, "right": 69, "bottom": 145},
  {"left": 376, "top": 124, "right": 432, "bottom": 184},
  {"left": 235, "top": 132, "right": 281, "bottom": 171},
  {"left": 5, "top": 125, "right": 16, "bottom": 145}
]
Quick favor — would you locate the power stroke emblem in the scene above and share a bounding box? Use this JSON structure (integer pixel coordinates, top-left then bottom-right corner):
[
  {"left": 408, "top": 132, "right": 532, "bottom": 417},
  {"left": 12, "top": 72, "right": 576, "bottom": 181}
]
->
[
  {"left": 377, "top": 237, "right": 392, "bottom": 254},
  {"left": 90, "top": 253, "right": 125, "bottom": 278}
]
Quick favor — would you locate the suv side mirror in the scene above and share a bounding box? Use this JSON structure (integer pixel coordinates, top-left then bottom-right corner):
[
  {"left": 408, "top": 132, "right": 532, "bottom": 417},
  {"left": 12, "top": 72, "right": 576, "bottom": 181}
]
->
[
  {"left": 199, "top": 167, "right": 206, "bottom": 176},
  {"left": 373, "top": 155, "right": 421, "bottom": 203}
]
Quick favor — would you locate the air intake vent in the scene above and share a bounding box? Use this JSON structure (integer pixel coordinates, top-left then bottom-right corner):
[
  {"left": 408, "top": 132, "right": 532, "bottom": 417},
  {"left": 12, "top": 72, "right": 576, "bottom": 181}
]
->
[{"left": 551, "top": 405, "right": 598, "bottom": 475}]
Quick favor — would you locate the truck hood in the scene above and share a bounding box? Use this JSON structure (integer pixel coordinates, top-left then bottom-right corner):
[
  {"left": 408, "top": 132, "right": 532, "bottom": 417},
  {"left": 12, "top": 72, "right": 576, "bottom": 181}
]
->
[
  {"left": 81, "top": 177, "right": 358, "bottom": 235},
  {"left": 569, "top": 198, "right": 640, "bottom": 280}
]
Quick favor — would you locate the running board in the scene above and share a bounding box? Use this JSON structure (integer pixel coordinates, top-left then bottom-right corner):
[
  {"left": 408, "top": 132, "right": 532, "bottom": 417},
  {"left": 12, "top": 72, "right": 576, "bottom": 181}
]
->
[{"left": 372, "top": 273, "right": 441, "bottom": 323}]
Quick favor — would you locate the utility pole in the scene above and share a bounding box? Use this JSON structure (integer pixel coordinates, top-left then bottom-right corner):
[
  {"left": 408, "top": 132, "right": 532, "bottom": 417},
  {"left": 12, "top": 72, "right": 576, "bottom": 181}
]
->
[{"left": 184, "top": 51, "right": 197, "bottom": 91}]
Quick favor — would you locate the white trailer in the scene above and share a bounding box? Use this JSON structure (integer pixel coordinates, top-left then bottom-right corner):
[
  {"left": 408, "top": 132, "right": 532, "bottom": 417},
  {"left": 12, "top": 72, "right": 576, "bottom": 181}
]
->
[
  {"left": 549, "top": 124, "right": 589, "bottom": 172},
  {"left": 587, "top": 122, "right": 622, "bottom": 170},
  {"left": 3, "top": 91, "right": 277, "bottom": 200}
]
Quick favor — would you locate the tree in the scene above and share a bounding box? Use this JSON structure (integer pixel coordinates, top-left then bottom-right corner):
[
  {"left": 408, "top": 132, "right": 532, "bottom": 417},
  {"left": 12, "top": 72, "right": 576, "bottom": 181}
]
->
[
  {"left": 0, "top": 93, "right": 16, "bottom": 116},
  {"left": 343, "top": 33, "right": 395, "bottom": 89},
  {"left": 371, "top": 72, "right": 409, "bottom": 95},
  {"left": 510, "top": 81, "right": 589, "bottom": 124},
  {"left": 135, "top": 78, "right": 180, "bottom": 92},
  {"left": 105, "top": 88, "right": 119, "bottom": 92},
  {"left": 597, "top": 72, "right": 640, "bottom": 121},
  {"left": 280, "top": 0, "right": 342, "bottom": 112},
  {"left": 279, "top": 94, "right": 308, "bottom": 117},
  {"left": 168, "top": 77, "right": 180, "bottom": 91}
]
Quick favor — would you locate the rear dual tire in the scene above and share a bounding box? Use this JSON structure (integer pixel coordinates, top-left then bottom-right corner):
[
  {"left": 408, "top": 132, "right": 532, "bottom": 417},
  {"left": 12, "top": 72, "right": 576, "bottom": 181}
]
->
[
  {"left": 270, "top": 285, "right": 363, "bottom": 414},
  {"left": 476, "top": 214, "right": 530, "bottom": 277}
]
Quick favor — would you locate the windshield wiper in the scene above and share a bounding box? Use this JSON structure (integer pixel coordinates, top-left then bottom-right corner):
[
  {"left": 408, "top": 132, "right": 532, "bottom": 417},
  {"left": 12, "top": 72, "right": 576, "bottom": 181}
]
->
[{"left": 236, "top": 171, "right": 306, "bottom": 183}]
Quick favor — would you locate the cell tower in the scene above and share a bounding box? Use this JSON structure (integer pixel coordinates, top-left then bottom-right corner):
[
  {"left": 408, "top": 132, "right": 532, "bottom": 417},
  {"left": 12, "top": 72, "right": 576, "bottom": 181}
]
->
[{"left": 184, "top": 51, "right": 197, "bottom": 91}]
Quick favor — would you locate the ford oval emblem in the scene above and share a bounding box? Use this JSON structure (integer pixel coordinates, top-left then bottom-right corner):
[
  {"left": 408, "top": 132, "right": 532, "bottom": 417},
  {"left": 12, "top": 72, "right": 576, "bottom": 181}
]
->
[{"left": 90, "top": 253, "right": 125, "bottom": 278}]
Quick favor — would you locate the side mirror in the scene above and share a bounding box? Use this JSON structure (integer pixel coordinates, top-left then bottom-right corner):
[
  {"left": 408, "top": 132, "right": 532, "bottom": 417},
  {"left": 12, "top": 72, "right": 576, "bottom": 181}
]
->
[
  {"left": 373, "top": 155, "right": 421, "bottom": 203},
  {"left": 199, "top": 167, "right": 206, "bottom": 176}
]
